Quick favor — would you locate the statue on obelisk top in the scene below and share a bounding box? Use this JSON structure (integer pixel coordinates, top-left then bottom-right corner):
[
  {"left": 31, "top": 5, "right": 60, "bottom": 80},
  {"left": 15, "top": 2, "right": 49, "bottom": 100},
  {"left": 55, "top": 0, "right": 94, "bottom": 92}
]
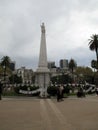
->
[{"left": 36, "top": 23, "right": 50, "bottom": 97}]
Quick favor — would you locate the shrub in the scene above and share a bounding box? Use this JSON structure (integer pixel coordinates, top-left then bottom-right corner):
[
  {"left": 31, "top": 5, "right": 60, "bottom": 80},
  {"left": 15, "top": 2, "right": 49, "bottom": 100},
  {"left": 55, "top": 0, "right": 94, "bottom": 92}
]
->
[
  {"left": 14, "top": 85, "right": 40, "bottom": 96},
  {"left": 14, "top": 86, "right": 20, "bottom": 94},
  {"left": 63, "top": 85, "right": 70, "bottom": 94},
  {"left": 30, "top": 86, "right": 39, "bottom": 91},
  {"left": 47, "top": 86, "right": 57, "bottom": 96}
]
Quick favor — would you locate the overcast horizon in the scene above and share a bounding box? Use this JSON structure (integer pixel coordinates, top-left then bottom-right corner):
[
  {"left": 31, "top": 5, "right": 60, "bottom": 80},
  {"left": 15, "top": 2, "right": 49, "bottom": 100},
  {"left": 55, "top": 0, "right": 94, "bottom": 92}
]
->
[{"left": 0, "top": 0, "right": 98, "bottom": 70}]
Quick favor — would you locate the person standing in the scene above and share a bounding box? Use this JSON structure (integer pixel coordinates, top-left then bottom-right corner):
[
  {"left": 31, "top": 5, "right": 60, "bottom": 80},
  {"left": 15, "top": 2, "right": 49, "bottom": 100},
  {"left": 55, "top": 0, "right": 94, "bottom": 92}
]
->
[
  {"left": 57, "top": 85, "right": 64, "bottom": 102},
  {"left": 60, "top": 84, "right": 64, "bottom": 101},
  {"left": 57, "top": 86, "right": 60, "bottom": 102}
]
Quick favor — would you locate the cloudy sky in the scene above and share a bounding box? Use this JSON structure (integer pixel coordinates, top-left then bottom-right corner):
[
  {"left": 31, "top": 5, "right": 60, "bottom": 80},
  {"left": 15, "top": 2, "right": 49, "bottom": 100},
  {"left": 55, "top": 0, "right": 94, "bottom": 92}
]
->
[{"left": 0, "top": 0, "right": 98, "bottom": 70}]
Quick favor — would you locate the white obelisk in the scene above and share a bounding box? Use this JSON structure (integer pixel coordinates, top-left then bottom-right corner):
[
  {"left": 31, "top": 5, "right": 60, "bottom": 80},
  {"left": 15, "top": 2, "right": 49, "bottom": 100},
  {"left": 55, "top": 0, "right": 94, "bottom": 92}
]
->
[{"left": 36, "top": 23, "right": 50, "bottom": 97}]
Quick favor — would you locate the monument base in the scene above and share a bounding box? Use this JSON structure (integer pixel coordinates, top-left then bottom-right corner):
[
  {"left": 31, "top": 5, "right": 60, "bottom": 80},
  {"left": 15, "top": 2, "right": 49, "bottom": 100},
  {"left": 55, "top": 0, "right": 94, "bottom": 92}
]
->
[{"left": 35, "top": 72, "right": 50, "bottom": 97}]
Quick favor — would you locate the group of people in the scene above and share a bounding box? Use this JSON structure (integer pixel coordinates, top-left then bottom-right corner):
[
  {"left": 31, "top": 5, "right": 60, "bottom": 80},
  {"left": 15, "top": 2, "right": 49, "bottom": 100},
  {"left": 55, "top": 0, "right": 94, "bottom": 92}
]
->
[{"left": 57, "top": 84, "right": 64, "bottom": 102}]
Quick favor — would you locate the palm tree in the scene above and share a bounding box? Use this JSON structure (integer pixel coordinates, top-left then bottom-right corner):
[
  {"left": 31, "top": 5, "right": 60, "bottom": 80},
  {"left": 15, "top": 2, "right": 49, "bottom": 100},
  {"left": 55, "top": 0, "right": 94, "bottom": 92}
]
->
[
  {"left": 0, "top": 56, "right": 11, "bottom": 85},
  {"left": 69, "top": 59, "right": 77, "bottom": 83},
  {"left": 89, "top": 34, "right": 98, "bottom": 65},
  {"left": 69, "top": 59, "right": 77, "bottom": 73},
  {"left": 91, "top": 60, "right": 97, "bottom": 71}
]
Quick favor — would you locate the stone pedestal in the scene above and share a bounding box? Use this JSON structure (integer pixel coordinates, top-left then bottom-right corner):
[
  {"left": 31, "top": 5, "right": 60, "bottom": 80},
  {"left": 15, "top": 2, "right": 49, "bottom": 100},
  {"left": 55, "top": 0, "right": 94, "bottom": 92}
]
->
[{"left": 35, "top": 72, "right": 50, "bottom": 97}]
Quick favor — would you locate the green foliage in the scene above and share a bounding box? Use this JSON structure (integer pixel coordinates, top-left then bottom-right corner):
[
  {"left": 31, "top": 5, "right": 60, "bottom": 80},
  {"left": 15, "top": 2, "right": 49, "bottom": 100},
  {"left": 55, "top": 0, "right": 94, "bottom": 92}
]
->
[
  {"left": 75, "top": 66, "right": 93, "bottom": 76},
  {"left": 14, "top": 86, "right": 20, "bottom": 94},
  {"left": 47, "top": 85, "right": 71, "bottom": 96},
  {"left": 0, "top": 65, "right": 3, "bottom": 73},
  {"left": 69, "top": 58, "right": 77, "bottom": 73},
  {"left": 89, "top": 34, "right": 98, "bottom": 69},
  {"left": 30, "top": 86, "right": 39, "bottom": 91},
  {"left": 9, "top": 74, "right": 22, "bottom": 84},
  {"left": 91, "top": 60, "right": 98, "bottom": 70},
  {"left": 2, "top": 91, "right": 19, "bottom": 96},
  {"left": 47, "top": 86, "right": 57, "bottom": 96},
  {"left": 0, "top": 56, "right": 12, "bottom": 83},
  {"left": 63, "top": 85, "right": 70, "bottom": 94},
  {"left": 51, "top": 74, "right": 72, "bottom": 84},
  {"left": 94, "top": 72, "right": 98, "bottom": 85},
  {"left": 89, "top": 34, "right": 98, "bottom": 53},
  {"left": 20, "top": 85, "right": 28, "bottom": 90},
  {"left": 1, "top": 56, "right": 11, "bottom": 68},
  {"left": 75, "top": 66, "right": 94, "bottom": 84},
  {"left": 14, "top": 85, "right": 40, "bottom": 96}
]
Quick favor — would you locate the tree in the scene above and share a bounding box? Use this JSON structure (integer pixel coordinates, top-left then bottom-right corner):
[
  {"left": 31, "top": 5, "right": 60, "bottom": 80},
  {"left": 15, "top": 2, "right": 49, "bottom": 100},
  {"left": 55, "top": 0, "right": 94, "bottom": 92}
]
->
[
  {"left": 75, "top": 66, "right": 93, "bottom": 84},
  {"left": 75, "top": 66, "right": 93, "bottom": 76},
  {"left": 9, "top": 74, "right": 22, "bottom": 84},
  {"left": 0, "top": 65, "right": 3, "bottom": 75},
  {"left": 1, "top": 56, "right": 11, "bottom": 68},
  {"left": 91, "top": 60, "right": 98, "bottom": 71},
  {"left": 0, "top": 56, "right": 11, "bottom": 84},
  {"left": 69, "top": 59, "right": 77, "bottom": 73},
  {"left": 50, "top": 75, "right": 72, "bottom": 85},
  {"left": 89, "top": 34, "right": 98, "bottom": 67}
]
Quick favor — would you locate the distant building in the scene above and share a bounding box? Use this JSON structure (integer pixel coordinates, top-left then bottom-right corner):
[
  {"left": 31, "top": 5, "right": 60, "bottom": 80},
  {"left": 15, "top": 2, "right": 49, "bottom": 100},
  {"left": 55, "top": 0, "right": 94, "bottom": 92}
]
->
[
  {"left": 48, "top": 61, "right": 56, "bottom": 69},
  {"left": 59, "top": 59, "right": 68, "bottom": 69},
  {"left": 16, "top": 67, "right": 33, "bottom": 84},
  {"left": 47, "top": 61, "right": 57, "bottom": 76}
]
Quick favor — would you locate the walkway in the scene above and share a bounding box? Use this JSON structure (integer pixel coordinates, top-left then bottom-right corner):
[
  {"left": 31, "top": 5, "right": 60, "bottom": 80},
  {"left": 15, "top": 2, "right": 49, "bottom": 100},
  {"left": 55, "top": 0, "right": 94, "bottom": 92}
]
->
[{"left": 0, "top": 96, "right": 98, "bottom": 130}]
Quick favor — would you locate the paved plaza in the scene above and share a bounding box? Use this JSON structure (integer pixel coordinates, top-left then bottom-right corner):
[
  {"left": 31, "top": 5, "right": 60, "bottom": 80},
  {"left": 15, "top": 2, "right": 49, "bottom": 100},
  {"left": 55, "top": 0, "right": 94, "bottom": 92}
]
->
[{"left": 0, "top": 96, "right": 98, "bottom": 130}]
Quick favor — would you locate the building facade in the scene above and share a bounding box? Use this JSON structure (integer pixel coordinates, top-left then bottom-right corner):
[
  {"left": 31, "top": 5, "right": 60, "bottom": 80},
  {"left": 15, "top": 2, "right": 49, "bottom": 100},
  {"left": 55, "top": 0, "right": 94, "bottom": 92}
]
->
[
  {"left": 48, "top": 61, "right": 56, "bottom": 69},
  {"left": 16, "top": 67, "right": 33, "bottom": 84}
]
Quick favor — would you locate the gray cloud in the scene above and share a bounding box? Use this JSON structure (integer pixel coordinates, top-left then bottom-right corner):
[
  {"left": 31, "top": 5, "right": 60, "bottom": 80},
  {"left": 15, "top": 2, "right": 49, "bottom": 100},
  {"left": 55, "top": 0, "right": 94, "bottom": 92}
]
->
[{"left": 0, "top": 0, "right": 98, "bottom": 70}]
